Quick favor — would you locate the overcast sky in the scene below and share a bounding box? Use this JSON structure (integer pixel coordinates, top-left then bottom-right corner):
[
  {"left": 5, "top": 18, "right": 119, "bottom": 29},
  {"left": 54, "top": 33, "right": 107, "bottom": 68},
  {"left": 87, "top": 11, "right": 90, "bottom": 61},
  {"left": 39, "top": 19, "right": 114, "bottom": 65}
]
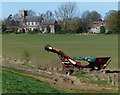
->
[{"left": 1, "top": 2, "right": 118, "bottom": 20}]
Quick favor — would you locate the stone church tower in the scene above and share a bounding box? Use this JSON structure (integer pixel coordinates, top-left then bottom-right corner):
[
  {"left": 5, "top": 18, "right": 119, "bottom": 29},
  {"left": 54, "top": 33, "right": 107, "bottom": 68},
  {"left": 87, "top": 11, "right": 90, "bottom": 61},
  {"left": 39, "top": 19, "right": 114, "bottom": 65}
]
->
[{"left": 19, "top": 10, "right": 27, "bottom": 26}]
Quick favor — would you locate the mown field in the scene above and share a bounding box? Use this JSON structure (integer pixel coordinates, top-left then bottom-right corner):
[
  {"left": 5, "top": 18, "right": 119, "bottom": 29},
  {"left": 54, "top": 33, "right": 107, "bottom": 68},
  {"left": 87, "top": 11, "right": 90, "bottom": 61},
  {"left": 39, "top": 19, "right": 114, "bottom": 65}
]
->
[{"left": 2, "top": 34, "right": 118, "bottom": 68}]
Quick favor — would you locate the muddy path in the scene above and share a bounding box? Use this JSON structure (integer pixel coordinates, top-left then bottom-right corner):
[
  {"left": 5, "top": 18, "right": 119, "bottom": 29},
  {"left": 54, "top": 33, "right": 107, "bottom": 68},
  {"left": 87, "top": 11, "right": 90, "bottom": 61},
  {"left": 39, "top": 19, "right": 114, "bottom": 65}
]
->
[
  {"left": 1, "top": 62, "right": 118, "bottom": 93},
  {"left": 1, "top": 67, "right": 53, "bottom": 84}
]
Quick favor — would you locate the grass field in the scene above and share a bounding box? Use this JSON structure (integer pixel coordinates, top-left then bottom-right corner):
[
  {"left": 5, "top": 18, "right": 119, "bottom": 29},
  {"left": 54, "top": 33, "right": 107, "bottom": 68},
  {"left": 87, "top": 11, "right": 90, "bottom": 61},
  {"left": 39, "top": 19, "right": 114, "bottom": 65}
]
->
[
  {"left": 73, "top": 73, "right": 109, "bottom": 85},
  {"left": 2, "top": 67, "right": 65, "bottom": 93},
  {"left": 2, "top": 66, "right": 118, "bottom": 93},
  {"left": 2, "top": 34, "right": 118, "bottom": 68}
]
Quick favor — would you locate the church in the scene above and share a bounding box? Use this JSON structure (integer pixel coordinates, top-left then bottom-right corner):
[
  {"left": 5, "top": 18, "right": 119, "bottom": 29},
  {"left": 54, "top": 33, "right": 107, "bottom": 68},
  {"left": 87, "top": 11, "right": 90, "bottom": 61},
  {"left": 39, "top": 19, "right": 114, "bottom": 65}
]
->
[{"left": 18, "top": 10, "right": 56, "bottom": 33}]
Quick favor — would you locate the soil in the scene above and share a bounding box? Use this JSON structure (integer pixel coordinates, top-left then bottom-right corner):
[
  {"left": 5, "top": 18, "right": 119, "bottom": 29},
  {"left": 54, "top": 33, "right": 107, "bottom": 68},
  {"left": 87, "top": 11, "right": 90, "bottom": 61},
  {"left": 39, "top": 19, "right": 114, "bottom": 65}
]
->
[
  {"left": 44, "top": 59, "right": 63, "bottom": 70},
  {"left": 1, "top": 62, "right": 119, "bottom": 93}
]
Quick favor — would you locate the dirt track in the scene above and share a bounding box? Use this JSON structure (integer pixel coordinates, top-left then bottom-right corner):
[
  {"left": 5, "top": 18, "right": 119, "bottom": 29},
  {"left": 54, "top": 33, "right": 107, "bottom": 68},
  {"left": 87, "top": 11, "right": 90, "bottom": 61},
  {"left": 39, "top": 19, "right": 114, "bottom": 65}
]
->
[{"left": 1, "top": 62, "right": 118, "bottom": 93}]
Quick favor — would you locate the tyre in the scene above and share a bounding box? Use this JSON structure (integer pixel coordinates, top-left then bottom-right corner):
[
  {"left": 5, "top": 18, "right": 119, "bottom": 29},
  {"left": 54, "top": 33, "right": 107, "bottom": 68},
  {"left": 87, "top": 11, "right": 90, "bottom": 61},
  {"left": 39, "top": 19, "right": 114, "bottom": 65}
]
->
[{"left": 65, "top": 71, "right": 70, "bottom": 75}]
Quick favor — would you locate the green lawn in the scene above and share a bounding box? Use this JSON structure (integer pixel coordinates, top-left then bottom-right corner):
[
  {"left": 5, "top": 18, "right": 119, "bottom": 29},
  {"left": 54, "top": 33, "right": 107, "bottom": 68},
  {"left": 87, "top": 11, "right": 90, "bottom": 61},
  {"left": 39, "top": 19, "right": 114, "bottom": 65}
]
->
[
  {"left": 2, "top": 68, "right": 66, "bottom": 93},
  {"left": 2, "top": 34, "right": 118, "bottom": 68}
]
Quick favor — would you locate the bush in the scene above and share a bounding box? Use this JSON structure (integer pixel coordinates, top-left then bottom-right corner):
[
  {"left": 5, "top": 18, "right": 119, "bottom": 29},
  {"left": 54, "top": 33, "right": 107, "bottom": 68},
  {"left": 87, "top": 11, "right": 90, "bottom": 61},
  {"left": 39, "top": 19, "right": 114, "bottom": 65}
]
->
[
  {"left": 28, "top": 31, "right": 35, "bottom": 34},
  {"left": 21, "top": 50, "right": 31, "bottom": 64},
  {"left": 55, "top": 30, "right": 67, "bottom": 34},
  {"left": 28, "top": 29, "right": 40, "bottom": 34},
  {"left": 14, "top": 31, "right": 20, "bottom": 34},
  {"left": 100, "top": 26, "right": 106, "bottom": 34}
]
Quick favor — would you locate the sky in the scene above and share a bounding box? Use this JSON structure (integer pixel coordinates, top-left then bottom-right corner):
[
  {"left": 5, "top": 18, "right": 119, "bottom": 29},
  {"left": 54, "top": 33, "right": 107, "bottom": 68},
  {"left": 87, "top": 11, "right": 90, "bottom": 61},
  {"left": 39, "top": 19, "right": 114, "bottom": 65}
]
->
[{"left": 1, "top": 1, "right": 119, "bottom": 20}]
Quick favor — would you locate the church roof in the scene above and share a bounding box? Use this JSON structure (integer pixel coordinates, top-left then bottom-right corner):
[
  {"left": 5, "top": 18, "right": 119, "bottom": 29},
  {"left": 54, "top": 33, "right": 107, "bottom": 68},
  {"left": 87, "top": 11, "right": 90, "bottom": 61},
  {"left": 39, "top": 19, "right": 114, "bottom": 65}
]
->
[
  {"left": 41, "top": 20, "right": 55, "bottom": 25},
  {"left": 25, "top": 16, "right": 43, "bottom": 22}
]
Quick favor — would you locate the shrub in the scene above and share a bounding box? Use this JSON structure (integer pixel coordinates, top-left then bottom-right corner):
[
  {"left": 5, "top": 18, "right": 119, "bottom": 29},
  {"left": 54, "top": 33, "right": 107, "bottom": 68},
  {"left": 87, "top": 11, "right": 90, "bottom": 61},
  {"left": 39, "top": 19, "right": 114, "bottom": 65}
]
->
[
  {"left": 27, "top": 29, "right": 41, "bottom": 34},
  {"left": 100, "top": 26, "right": 106, "bottom": 34},
  {"left": 28, "top": 31, "right": 35, "bottom": 34},
  {"left": 55, "top": 30, "right": 67, "bottom": 34},
  {"left": 21, "top": 50, "right": 31, "bottom": 64}
]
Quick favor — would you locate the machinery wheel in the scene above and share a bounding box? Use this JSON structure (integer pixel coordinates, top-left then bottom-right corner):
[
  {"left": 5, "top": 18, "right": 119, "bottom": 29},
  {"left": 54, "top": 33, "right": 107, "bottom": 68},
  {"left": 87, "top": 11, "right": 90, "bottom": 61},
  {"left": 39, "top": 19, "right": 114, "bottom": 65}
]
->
[
  {"left": 65, "top": 71, "right": 70, "bottom": 75},
  {"left": 94, "top": 66, "right": 101, "bottom": 70},
  {"left": 94, "top": 66, "right": 99, "bottom": 70},
  {"left": 101, "top": 70, "right": 106, "bottom": 73},
  {"left": 64, "top": 70, "right": 73, "bottom": 75}
]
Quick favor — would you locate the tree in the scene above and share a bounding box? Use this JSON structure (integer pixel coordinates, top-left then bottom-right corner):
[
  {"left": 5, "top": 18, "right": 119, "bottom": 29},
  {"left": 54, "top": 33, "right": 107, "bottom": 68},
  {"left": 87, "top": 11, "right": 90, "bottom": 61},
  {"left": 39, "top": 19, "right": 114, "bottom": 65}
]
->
[
  {"left": 55, "top": 2, "right": 78, "bottom": 31},
  {"left": 13, "top": 13, "right": 19, "bottom": 21},
  {"left": 81, "top": 10, "right": 90, "bottom": 23},
  {"left": 104, "top": 10, "right": 116, "bottom": 20},
  {"left": 12, "top": 13, "right": 19, "bottom": 26},
  {"left": 5, "top": 14, "right": 12, "bottom": 26},
  {"left": 41, "top": 10, "right": 54, "bottom": 20},
  {"left": 27, "top": 9, "right": 36, "bottom": 16},
  {"left": 55, "top": 2, "right": 78, "bottom": 20},
  {"left": 105, "top": 10, "right": 119, "bottom": 33},
  {"left": 100, "top": 26, "right": 106, "bottom": 33},
  {"left": 81, "top": 10, "right": 101, "bottom": 32},
  {"left": 3, "top": 14, "right": 19, "bottom": 33},
  {"left": 67, "top": 17, "right": 84, "bottom": 33},
  {"left": 2, "top": 22, "right": 7, "bottom": 33},
  {"left": 81, "top": 11, "right": 101, "bottom": 23},
  {"left": 5, "top": 14, "right": 18, "bottom": 26},
  {"left": 90, "top": 11, "right": 101, "bottom": 22},
  {"left": 81, "top": 11, "right": 90, "bottom": 32},
  {"left": 54, "top": 21, "right": 61, "bottom": 33}
]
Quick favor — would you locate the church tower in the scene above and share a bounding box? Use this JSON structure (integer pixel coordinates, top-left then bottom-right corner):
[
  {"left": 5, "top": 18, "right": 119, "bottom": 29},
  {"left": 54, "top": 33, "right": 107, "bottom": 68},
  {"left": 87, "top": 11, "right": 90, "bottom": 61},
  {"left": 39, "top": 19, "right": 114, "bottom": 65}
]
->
[{"left": 19, "top": 10, "right": 27, "bottom": 26}]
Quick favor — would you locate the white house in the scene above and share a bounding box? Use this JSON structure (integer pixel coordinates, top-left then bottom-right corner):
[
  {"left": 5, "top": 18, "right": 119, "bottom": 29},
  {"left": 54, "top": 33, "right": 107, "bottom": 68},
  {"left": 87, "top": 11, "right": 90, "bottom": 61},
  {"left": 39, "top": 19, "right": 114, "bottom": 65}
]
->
[{"left": 88, "top": 21, "right": 105, "bottom": 33}]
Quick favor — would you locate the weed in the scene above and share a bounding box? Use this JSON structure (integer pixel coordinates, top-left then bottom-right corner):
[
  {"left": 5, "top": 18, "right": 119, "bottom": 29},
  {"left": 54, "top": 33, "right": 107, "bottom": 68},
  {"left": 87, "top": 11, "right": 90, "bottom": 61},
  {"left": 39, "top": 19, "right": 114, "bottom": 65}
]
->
[{"left": 21, "top": 50, "right": 31, "bottom": 64}]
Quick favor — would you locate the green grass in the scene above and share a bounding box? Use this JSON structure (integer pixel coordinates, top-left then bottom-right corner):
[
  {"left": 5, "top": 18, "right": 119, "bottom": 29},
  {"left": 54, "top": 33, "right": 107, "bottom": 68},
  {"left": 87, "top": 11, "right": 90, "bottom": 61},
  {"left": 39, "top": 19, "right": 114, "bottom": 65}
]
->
[
  {"left": 73, "top": 73, "right": 92, "bottom": 79},
  {"left": 2, "top": 34, "right": 118, "bottom": 68},
  {"left": 1, "top": 66, "right": 49, "bottom": 78},
  {"left": 73, "top": 73, "right": 109, "bottom": 85},
  {"left": 73, "top": 89, "right": 118, "bottom": 93},
  {"left": 2, "top": 68, "right": 66, "bottom": 93},
  {"left": 2, "top": 66, "right": 118, "bottom": 94}
]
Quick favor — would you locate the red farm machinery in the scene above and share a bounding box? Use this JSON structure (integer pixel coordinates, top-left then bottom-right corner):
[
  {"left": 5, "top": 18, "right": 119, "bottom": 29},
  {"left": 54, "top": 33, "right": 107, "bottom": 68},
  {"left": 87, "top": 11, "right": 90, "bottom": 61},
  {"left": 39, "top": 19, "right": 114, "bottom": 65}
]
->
[{"left": 45, "top": 45, "right": 111, "bottom": 74}]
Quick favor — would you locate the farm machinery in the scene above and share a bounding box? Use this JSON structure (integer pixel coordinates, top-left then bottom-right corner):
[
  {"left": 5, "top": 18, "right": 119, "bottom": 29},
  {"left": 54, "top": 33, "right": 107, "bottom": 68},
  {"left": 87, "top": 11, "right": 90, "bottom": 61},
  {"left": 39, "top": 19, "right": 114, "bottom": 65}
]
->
[{"left": 45, "top": 45, "right": 111, "bottom": 74}]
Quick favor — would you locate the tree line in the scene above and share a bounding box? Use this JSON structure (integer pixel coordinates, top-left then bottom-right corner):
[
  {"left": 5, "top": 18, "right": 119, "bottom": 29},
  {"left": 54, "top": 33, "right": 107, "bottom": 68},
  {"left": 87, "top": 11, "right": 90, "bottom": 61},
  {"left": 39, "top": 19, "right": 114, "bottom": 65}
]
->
[{"left": 2, "top": 2, "right": 119, "bottom": 34}]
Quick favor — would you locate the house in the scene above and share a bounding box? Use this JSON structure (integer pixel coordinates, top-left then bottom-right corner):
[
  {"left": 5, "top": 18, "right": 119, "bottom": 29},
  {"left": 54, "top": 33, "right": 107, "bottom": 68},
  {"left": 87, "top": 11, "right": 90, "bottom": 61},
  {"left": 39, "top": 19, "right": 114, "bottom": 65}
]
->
[
  {"left": 88, "top": 21, "right": 106, "bottom": 33},
  {"left": 18, "top": 10, "right": 57, "bottom": 33}
]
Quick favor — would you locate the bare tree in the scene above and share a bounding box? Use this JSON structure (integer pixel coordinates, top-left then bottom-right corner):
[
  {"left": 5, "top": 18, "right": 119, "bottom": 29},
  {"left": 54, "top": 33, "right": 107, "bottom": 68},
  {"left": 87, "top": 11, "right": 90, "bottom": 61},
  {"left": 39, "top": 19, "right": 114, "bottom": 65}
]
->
[
  {"left": 5, "top": 14, "right": 13, "bottom": 27},
  {"left": 55, "top": 2, "right": 78, "bottom": 20},
  {"left": 27, "top": 9, "right": 36, "bottom": 16},
  {"left": 39, "top": 10, "right": 54, "bottom": 20},
  {"left": 81, "top": 10, "right": 90, "bottom": 23},
  {"left": 55, "top": 2, "right": 78, "bottom": 31},
  {"left": 104, "top": 10, "right": 116, "bottom": 20},
  {"left": 13, "top": 13, "right": 19, "bottom": 21},
  {"left": 81, "top": 11, "right": 91, "bottom": 32}
]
